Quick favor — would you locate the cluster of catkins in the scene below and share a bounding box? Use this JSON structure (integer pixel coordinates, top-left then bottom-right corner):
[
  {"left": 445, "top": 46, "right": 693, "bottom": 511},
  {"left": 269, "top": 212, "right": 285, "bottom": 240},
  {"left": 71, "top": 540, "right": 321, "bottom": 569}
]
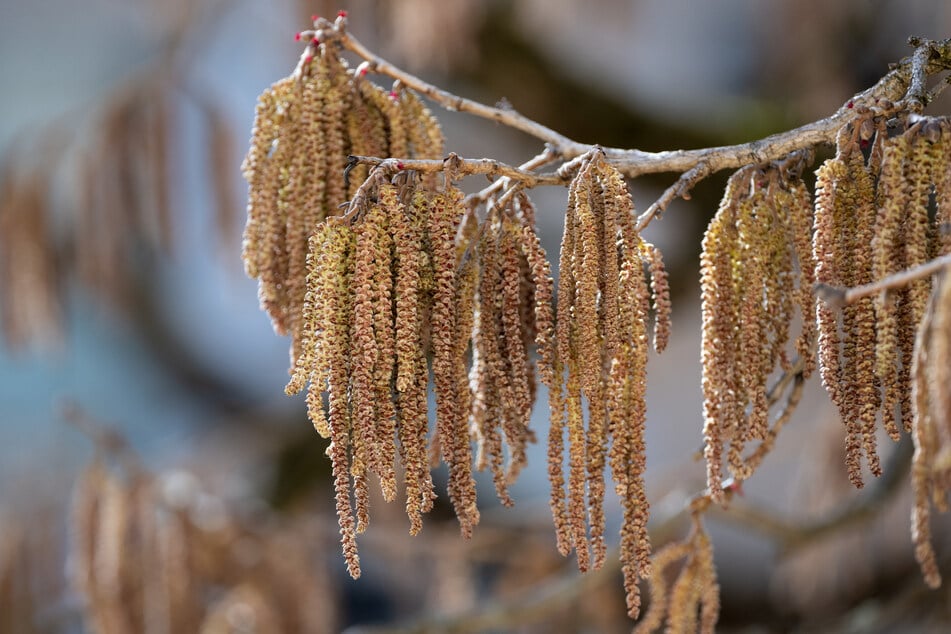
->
[
  {"left": 700, "top": 154, "right": 818, "bottom": 502},
  {"left": 548, "top": 152, "right": 669, "bottom": 617},
  {"left": 243, "top": 25, "right": 951, "bottom": 625},
  {"left": 241, "top": 41, "right": 444, "bottom": 370},
  {"left": 699, "top": 116, "right": 951, "bottom": 588},
  {"left": 71, "top": 454, "right": 336, "bottom": 634},
  {"left": 241, "top": 38, "right": 672, "bottom": 614}
]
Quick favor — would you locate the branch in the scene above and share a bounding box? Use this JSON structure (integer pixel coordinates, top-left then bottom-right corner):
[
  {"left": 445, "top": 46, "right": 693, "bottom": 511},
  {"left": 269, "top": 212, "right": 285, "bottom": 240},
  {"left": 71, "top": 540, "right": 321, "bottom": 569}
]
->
[
  {"left": 636, "top": 161, "right": 711, "bottom": 231},
  {"left": 712, "top": 435, "right": 913, "bottom": 553},
  {"left": 347, "top": 154, "right": 565, "bottom": 188},
  {"left": 816, "top": 252, "right": 951, "bottom": 309},
  {"left": 314, "top": 16, "right": 951, "bottom": 182}
]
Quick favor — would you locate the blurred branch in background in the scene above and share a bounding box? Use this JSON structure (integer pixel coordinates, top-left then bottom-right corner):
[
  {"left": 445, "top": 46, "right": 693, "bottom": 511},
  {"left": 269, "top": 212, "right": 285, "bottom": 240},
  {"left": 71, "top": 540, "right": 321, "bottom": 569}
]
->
[{"left": 0, "top": 0, "right": 241, "bottom": 351}]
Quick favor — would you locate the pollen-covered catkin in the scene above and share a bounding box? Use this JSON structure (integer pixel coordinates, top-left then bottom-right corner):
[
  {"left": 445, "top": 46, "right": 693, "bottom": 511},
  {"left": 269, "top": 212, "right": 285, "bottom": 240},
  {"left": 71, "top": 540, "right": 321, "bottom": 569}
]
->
[
  {"left": 702, "top": 158, "right": 817, "bottom": 496},
  {"left": 548, "top": 152, "right": 657, "bottom": 615}
]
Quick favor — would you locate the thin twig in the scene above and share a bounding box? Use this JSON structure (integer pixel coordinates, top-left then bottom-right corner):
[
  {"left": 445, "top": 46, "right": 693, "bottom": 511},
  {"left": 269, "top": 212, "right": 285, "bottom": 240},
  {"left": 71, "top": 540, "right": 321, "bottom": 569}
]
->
[
  {"left": 906, "top": 36, "right": 935, "bottom": 112},
  {"left": 817, "top": 252, "right": 951, "bottom": 309},
  {"left": 465, "top": 147, "right": 559, "bottom": 206},
  {"left": 637, "top": 162, "right": 711, "bottom": 231},
  {"left": 348, "top": 154, "right": 565, "bottom": 188},
  {"left": 320, "top": 17, "right": 589, "bottom": 157}
]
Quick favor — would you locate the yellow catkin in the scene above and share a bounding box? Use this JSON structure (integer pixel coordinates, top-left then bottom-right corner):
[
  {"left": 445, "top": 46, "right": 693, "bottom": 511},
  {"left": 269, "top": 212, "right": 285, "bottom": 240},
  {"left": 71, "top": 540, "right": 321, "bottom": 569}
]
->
[
  {"left": 285, "top": 57, "right": 329, "bottom": 365},
  {"left": 549, "top": 155, "right": 653, "bottom": 586},
  {"left": 814, "top": 156, "right": 866, "bottom": 485},
  {"left": 429, "top": 186, "right": 478, "bottom": 537},
  {"left": 316, "top": 220, "right": 359, "bottom": 577},
  {"left": 734, "top": 192, "right": 770, "bottom": 444},
  {"left": 608, "top": 168, "right": 653, "bottom": 615},
  {"left": 391, "top": 188, "right": 431, "bottom": 533},
  {"left": 933, "top": 121, "right": 951, "bottom": 256},
  {"left": 241, "top": 77, "right": 292, "bottom": 280},
  {"left": 780, "top": 179, "right": 817, "bottom": 377},
  {"left": 243, "top": 78, "right": 299, "bottom": 336},
  {"left": 901, "top": 131, "right": 938, "bottom": 434},
  {"left": 552, "top": 176, "right": 578, "bottom": 558},
  {"left": 453, "top": 250, "right": 479, "bottom": 491},
  {"left": 701, "top": 176, "right": 742, "bottom": 501},
  {"left": 910, "top": 287, "right": 941, "bottom": 588},
  {"left": 371, "top": 193, "right": 398, "bottom": 504},
  {"left": 349, "top": 206, "right": 384, "bottom": 533},
  {"left": 873, "top": 134, "right": 912, "bottom": 439},
  {"left": 701, "top": 162, "right": 815, "bottom": 491},
  {"left": 833, "top": 146, "right": 882, "bottom": 478}
]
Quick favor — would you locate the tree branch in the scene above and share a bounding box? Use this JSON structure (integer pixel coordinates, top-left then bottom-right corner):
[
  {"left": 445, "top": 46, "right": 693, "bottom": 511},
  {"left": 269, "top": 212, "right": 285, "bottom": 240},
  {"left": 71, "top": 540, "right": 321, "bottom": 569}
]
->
[
  {"left": 347, "top": 154, "right": 565, "bottom": 188},
  {"left": 816, "top": 252, "right": 951, "bottom": 309}
]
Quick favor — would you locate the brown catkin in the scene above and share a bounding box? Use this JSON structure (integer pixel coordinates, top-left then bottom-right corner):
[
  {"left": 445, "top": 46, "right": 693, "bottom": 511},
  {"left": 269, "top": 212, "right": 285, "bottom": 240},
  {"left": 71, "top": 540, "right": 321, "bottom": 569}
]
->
[
  {"left": 911, "top": 286, "right": 941, "bottom": 588},
  {"left": 429, "top": 186, "right": 478, "bottom": 536},
  {"left": 551, "top": 176, "right": 578, "bottom": 557},
  {"left": 499, "top": 216, "right": 534, "bottom": 485},
  {"left": 781, "top": 179, "right": 818, "bottom": 377},
  {"left": 391, "top": 188, "right": 431, "bottom": 534},
  {"left": 814, "top": 156, "right": 867, "bottom": 485},
  {"left": 471, "top": 215, "right": 507, "bottom": 501},
  {"left": 550, "top": 154, "right": 653, "bottom": 593},
  {"left": 873, "top": 134, "right": 912, "bottom": 439},
  {"left": 645, "top": 242, "right": 671, "bottom": 354},
  {"left": 349, "top": 206, "right": 385, "bottom": 533},
  {"left": 371, "top": 191, "right": 399, "bottom": 503},
  {"left": 701, "top": 177, "right": 741, "bottom": 501}
]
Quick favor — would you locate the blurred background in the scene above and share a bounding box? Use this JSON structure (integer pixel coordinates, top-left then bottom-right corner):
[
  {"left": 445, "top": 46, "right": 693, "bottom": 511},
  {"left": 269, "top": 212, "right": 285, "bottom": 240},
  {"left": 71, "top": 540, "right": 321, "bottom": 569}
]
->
[{"left": 2, "top": 0, "right": 951, "bottom": 632}]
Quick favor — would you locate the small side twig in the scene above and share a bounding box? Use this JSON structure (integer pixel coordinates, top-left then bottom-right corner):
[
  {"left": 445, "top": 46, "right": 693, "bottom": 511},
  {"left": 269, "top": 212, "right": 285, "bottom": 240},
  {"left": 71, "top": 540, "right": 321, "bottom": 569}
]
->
[
  {"left": 637, "top": 161, "right": 711, "bottom": 231},
  {"left": 816, "top": 252, "right": 951, "bottom": 309}
]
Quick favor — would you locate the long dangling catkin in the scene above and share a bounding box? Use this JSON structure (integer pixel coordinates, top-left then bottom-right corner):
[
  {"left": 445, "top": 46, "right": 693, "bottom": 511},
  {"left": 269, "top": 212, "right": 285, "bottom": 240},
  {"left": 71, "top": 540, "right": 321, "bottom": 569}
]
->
[
  {"left": 900, "top": 130, "right": 940, "bottom": 434},
  {"left": 548, "top": 153, "right": 656, "bottom": 613},
  {"left": 702, "top": 158, "right": 817, "bottom": 496},
  {"left": 872, "top": 134, "right": 911, "bottom": 440},
  {"left": 701, "top": 176, "right": 741, "bottom": 502},
  {"left": 842, "top": 146, "right": 882, "bottom": 479},
  {"left": 777, "top": 178, "right": 817, "bottom": 376},
  {"left": 429, "top": 185, "right": 479, "bottom": 537},
  {"left": 499, "top": 216, "right": 534, "bottom": 484},
  {"left": 645, "top": 242, "right": 671, "bottom": 354},
  {"left": 470, "top": 214, "right": 504, "bottom": 489},
  {"left": 910, "top": 275, "right": 943, "bottom": 589},
  {"left": 814, "top": 153, "right": 868, "bottom": 486}
]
